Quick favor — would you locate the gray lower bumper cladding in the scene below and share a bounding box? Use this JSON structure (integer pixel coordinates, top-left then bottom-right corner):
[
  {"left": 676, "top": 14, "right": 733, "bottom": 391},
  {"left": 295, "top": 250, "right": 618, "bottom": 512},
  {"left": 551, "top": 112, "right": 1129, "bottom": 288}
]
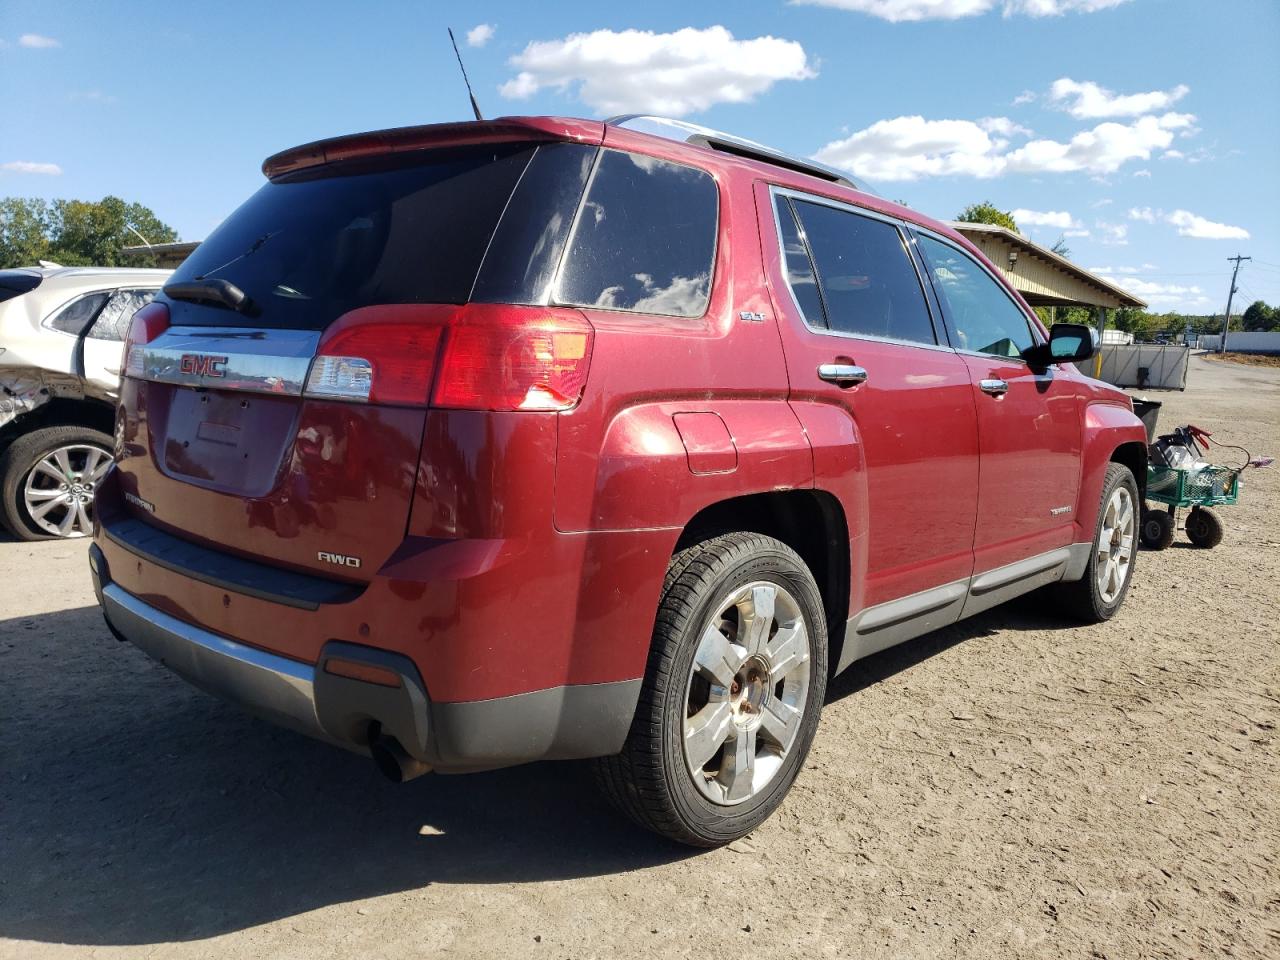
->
[{"left": 89, "top": 543, "right": 640, "bottom": 773}]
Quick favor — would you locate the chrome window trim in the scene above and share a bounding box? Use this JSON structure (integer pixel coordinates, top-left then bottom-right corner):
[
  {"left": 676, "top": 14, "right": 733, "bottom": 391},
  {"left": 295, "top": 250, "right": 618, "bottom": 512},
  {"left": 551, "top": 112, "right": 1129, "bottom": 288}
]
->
[
  {"left": 908, "top": 225, "right": 1046, "bottom": 363},
  {"left": 766, "top": 185, "right": 950, "bottom": 353},
  {"left": 130, "top": 325, "right": 322, "bottom": 396}
]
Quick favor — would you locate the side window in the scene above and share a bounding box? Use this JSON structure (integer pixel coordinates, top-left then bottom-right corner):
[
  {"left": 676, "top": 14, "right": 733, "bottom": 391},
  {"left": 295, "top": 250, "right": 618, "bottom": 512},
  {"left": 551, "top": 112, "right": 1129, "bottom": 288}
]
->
[
  {"left": 88, "top": 288, "right": 158, "bottom": 342},
  {"left": 917, "top": 235, "right": 1036, "bottom": 359},
  {"left": 774, "top": 197, "right": 826, "bottom": 326},
  {"left": 555, "top": 150, "right": 718, "bottom": 318},
  {"left": 790, "top": 200, "right": 937, "bottom": 345},
  {"left": 43, "top": 292, "right": 110, "bottom": 336}
]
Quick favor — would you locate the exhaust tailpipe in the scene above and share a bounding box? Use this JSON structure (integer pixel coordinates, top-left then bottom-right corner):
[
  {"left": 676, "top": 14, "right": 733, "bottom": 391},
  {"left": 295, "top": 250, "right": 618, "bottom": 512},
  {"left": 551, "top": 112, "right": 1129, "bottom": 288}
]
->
[{"left": 370, "top": 735, "right": 432, "bottom": 783}]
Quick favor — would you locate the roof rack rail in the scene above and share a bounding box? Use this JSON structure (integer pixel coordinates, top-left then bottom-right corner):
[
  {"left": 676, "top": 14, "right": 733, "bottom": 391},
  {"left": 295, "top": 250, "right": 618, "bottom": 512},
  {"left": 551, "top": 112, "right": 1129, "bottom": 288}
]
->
[{"left": 605, "top": 115, "right": 868, "bottom": 193}]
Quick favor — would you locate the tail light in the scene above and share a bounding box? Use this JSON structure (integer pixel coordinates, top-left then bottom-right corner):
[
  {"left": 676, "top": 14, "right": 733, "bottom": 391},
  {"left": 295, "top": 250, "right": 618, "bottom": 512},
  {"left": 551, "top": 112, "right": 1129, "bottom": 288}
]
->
[
  {"left": 305, "top": 304, "right": 593, "bottom": 412},
  {"left": 306, "top": 306, "right": 446, "bottom": 406},
  {"left": 123, "top": 301, "right": 170, "bottom": 378}
]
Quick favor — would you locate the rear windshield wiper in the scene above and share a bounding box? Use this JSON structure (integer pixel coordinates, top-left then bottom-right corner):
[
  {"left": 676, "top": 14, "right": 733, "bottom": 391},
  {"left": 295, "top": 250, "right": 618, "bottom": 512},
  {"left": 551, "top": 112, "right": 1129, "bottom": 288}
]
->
[{"left": 163, "top": 279, "right": 257, "bottom": 316}]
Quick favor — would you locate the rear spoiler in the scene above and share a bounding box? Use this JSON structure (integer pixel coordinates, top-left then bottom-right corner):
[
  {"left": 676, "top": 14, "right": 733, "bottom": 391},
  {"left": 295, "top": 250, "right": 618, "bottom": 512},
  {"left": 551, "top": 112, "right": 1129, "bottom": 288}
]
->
[{"left": 262, "top": 116, "right": 607, "bottom": 179}]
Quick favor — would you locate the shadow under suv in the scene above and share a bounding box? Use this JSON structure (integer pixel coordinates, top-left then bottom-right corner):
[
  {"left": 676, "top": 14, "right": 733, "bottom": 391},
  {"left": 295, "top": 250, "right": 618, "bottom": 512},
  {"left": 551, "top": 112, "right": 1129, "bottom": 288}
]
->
[{"left": 92, "top": 115, "right": 1147, "bottom": 846}]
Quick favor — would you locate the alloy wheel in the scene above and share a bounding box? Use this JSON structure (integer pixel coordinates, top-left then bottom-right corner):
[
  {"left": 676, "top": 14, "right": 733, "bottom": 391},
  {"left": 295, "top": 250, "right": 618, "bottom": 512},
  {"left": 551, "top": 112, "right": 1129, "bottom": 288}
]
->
[
  {"left": 683, "top": 580, "right": 812, "bottom": 806},
  {"left": 23, "top": 444, "right": 113, "bottom": 538},
  {"left": 1095, "top": 485, "right": 1135, "bottom": 604}
]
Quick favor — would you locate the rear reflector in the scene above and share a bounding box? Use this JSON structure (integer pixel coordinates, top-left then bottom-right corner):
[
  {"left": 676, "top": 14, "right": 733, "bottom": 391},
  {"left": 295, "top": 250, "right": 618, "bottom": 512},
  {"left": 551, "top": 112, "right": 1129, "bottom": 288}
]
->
[
  {"left": 305, "top": 303, "right": 593, "bottom": 412},
  {"left": 323, "top": 657, "right": 403, "bottom": 688},
  {"left": 123, "top": 301, "right": 171, "bottom": 379}
]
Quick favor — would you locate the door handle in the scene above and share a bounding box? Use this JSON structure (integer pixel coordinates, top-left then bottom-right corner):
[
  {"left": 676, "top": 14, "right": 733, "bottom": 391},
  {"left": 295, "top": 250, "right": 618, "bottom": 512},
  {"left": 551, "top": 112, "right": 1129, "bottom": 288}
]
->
[
  {"left": 979, "top": 378, "right": 1009, "bottom": 396},
  {"left": 817, "top": 363, "right": 868, "bottom": 388}
]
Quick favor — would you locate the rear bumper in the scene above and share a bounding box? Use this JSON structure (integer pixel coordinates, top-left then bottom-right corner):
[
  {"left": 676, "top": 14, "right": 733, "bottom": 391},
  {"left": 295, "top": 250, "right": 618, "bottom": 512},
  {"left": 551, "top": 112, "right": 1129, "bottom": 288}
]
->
[{"left": 90, "top": 543, "right": 641, "bottom": 772}]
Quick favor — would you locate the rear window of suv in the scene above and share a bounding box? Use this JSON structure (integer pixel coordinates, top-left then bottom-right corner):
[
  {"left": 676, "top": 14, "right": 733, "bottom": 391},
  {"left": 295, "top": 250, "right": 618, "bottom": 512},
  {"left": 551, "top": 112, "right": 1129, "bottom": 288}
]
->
[{"left": 164, "top": 144, "right": 542, "bottom": 330}]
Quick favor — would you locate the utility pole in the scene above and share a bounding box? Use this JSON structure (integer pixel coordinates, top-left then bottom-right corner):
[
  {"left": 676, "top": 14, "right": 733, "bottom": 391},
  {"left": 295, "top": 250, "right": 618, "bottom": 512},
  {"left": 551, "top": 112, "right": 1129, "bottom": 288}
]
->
[{"left": 1218, "top": 255, "right": 1251, "bottom": 353}]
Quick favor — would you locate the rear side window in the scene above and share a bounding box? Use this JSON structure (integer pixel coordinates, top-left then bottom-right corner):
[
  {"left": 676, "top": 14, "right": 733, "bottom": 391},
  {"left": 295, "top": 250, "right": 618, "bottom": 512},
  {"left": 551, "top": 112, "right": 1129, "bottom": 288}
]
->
[
  {"left": 790, "top": 200, "right": 937, "bottom": 345},
  {"left": 0, "top": 270, "right": 42, "bottom": 304},
  {"left": 89, "top": 288, "right": 158, "bottom": 341},
  {"left": 44, "top": 291, "right": 109, "bottom": 336},
  {"left": 917, "top": 235, "right": 1036, "bottom": 358},
  {"left": 554, "top": 150, "right": 718, "bottom": 318},
  {"left": 165, "top": 144, "right": 537, "bottom": 330}
]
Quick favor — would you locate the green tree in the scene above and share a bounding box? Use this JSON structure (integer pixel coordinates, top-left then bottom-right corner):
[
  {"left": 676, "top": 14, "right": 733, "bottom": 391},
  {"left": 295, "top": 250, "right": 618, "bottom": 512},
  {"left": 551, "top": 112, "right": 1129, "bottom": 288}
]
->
[
  {"left": 0, "top": 195, "right": 177, "bottom": 268},
  {"left": 1241, "top": 300, "right": 1278, "bottom": 332},
  {"left": 956, "top": 201, "right": 1018, "bottom": 233},
  {"left": 0, "top": 197, "right": 54, "bottom": 266}
]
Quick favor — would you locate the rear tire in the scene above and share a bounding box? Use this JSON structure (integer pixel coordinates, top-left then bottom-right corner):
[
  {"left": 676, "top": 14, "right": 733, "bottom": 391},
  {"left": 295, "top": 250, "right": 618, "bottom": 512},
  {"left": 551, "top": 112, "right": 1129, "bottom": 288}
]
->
[
  {"left": 1054, "top": 462, "right": 1138, "bottom": 623},
  {"left": 1185, "top": 507, "right": 1223, "bottom": 549},
  {"left": 594, "top": 532, "right": 828, "bottom": 847},
  {"left": 1140, "top": 509, "right": 1176, "bottom": 551},
  {"left": 0, "top": 425, "right": 114, "bottom": 541}
]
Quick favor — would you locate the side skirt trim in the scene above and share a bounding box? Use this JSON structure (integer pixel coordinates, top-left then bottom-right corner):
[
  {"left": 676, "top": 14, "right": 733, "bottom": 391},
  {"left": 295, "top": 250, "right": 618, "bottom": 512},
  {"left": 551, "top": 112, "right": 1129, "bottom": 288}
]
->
[{"left": 837, "top": 542, "right": 1092, "bottom": 674}]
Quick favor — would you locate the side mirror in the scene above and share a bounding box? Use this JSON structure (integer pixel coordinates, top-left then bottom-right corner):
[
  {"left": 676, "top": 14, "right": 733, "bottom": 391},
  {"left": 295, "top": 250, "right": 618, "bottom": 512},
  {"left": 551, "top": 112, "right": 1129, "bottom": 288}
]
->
[{"left": 1023, "top": 322, "right": 1098, "bottom": 368}]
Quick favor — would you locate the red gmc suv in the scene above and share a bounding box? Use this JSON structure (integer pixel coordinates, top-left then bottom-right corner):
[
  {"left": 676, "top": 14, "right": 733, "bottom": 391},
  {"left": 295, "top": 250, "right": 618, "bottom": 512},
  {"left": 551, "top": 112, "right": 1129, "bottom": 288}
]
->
[{"left": 91, "top": 115, "right": 1147, "bottom": 846}]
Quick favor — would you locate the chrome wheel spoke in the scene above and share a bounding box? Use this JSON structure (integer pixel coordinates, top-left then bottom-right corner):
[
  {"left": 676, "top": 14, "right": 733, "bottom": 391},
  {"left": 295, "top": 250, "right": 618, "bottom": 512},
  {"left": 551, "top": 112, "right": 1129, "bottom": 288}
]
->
[
  {"left": 25, "top": 488, "right": 63, "bottom": 502},
  {"left": 693, "top": 624, "right": 742, "bottom": 690},
  {"left": 57, "top": 504, "right": 77, "bottom": 536},
  {"left": 81, "top": 448, "right": 103, "bottom": 480},
  {"left": 31, "top": 497, "right": 65, "bottom": 520},
  {"left": 52, "top": 448, "right": 74, "bottom": 478},
  {"left": 759, "top": 696, "right": 800, "bottom": 750},
  {"left": 73, "top": 499, "right": 92, "bottom": 535},
  {"left": 768, "top": 623, "right": 808, "bottom": 680},
  {"left": 684, "top": 701, "right": 734, "bottom": 770},
  {"left": 739, "top": 584, "right": 776, "bottom": 656},
  {"left": 719, "top": 726, "right": 757, "bottom": 803},
  {"left": 32, "top": 460, "right": 65, "bottom": 484}
]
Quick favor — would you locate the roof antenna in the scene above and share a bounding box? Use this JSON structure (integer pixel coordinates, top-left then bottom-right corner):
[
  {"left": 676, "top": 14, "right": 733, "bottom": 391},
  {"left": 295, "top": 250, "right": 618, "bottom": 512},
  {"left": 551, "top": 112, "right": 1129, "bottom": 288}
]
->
[{"left": 448, "top": 28, "right": 484, "bottom": 122}]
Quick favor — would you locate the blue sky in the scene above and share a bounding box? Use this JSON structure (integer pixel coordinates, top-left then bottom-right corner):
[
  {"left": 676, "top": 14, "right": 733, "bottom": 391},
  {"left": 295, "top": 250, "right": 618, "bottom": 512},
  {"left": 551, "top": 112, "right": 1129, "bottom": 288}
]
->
[{"left": 3, "top": 0, "right": 1278, "bottom": 313}]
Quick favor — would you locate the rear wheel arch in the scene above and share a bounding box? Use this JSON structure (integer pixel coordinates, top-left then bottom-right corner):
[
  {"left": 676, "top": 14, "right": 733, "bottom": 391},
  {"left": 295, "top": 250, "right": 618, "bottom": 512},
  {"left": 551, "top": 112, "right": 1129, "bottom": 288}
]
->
[{"left": 674, "top": 490, "right": 851, "bottom": 675}]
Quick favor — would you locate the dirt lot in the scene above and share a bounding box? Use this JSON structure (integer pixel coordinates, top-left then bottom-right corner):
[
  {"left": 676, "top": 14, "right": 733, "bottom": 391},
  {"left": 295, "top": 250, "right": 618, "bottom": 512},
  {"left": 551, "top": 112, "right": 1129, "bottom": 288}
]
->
[{"left": 1, "top": 353, "right": 1277, "bottom": 959}]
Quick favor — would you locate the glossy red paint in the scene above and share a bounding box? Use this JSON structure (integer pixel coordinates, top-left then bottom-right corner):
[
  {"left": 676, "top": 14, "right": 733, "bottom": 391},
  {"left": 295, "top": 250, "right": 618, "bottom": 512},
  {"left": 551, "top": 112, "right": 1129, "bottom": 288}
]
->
[{"left": 97, "top": 114, "right": 1147, "bottom": 719}]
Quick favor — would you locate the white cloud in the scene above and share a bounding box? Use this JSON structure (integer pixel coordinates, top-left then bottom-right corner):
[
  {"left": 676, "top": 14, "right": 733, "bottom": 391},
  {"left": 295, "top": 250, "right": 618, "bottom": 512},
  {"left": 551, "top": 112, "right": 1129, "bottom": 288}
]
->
[
  {"left": 1162, "top": 149, "right": 1185, "bottom": 160},
  {"left": 816, "top": 111, "right": 1194, "bottom": 181},
  {"left": 69, "top": 89, "right": 116, "bottom": 103},
  {"left": 814, "top": 116, "right": 1008, "bottom": 181},
  {"left": 1047, "top": 77, "right": 1189, "bottom": 119},
  {"left": 1166, "top": 209, "right": 1249, "bottom": 240},
  {"left": 791, "top": 0, "right": 1131, "bottom": 22},
  {"left": 1064, "top": 228, "right": 1091, "bottom": 237},
  {"left": 979, "top": 116, "right": 1033, "bottom": 137},
  {"left": 1091, "top": 198, "right": 1113, "bottom": 208},
  {"left": 1012, "top": 208, "right": 1079, "bottom": 229},
  {"left": 1003, "top": 113, "right": 1192, "bottom": 175},
  {"left": 1132, "top": 168, "right": 1151, "bottom": 178},
  {"left": 1124, "top": 207, "right": 1249, "bottom": 240},
  {"left": 18, "top": 33, "right": 60, "bottom": 48},
  {"left": 1096, "top": 222, "right": 1128, "bottom": 245},
  {"left": 1013, "top": 90, "right": 1037, "bottom": 106},
  {"left": 466, "top": 24, "right": 495, "bottom": 47},
  {"left": 1094, "top": 274, "right": 1208, "bottom": 310},
  {"left": 0, "top": 160, "right": 62, "bottom": 175},
  {"left": 500, "top": 26, "right": 814, "bottom": 117}
]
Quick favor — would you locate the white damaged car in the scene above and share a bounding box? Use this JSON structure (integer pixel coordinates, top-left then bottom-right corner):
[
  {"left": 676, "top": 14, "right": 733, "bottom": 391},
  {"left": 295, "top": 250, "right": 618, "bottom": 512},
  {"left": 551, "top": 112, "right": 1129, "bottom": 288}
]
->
[{"left": 0, "top": 265, "right": 169, "bottom": 539}]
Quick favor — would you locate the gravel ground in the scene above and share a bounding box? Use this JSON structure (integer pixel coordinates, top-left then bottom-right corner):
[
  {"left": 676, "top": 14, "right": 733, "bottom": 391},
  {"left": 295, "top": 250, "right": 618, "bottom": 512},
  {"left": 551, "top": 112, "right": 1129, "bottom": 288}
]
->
[{"left": 1, "top": 353, "right": 1276, "bottom": 959}]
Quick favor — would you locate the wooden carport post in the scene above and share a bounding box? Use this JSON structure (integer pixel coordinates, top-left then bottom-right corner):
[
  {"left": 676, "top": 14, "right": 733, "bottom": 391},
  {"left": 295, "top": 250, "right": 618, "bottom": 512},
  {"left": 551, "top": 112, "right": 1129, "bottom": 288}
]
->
[{"left": 1094, "top": 306, "right": 1108, "bottom": 378}]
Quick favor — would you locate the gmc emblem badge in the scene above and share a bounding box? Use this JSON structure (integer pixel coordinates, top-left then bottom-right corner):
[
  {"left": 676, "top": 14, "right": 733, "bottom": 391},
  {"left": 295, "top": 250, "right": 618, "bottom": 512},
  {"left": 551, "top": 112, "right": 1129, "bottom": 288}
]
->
[{"left": 179, "top": 353, "right": 228, "bottom": 378}]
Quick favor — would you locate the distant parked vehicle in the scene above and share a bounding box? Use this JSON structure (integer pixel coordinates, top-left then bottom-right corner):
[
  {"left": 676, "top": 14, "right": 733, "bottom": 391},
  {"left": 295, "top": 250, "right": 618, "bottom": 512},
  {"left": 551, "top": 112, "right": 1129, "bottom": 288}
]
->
[{"left": 0, "top": 265, "right": 169, "bottom": 539}]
